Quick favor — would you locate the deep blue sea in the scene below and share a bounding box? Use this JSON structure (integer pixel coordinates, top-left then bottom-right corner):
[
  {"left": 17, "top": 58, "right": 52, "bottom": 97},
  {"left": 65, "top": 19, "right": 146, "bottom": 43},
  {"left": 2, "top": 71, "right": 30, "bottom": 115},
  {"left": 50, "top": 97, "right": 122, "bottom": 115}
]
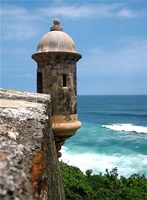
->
[{"left": 60, "top": 95, "right": 147, "bottom": 177}]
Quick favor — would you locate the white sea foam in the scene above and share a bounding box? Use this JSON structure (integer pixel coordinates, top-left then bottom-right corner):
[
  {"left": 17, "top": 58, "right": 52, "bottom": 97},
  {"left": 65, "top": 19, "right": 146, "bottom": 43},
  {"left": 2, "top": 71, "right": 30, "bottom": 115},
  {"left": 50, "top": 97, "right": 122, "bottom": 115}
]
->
[
  {"left": 102, "top": 124, "right": 147, "bottom": 134},
  {"left": 60, "top": 146, "right": 147, "bottom": 177}
]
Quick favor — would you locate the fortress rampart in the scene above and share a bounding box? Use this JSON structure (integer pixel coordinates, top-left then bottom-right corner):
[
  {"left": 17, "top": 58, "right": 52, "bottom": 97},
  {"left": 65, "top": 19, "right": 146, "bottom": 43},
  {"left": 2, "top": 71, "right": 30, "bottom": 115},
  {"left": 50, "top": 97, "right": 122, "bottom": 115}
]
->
[
  {"left": 0, "top": 88, "right": 66, "bottom": 200},
  {"left": 0, "top": 19, "right": 81, "bottom": 200}
]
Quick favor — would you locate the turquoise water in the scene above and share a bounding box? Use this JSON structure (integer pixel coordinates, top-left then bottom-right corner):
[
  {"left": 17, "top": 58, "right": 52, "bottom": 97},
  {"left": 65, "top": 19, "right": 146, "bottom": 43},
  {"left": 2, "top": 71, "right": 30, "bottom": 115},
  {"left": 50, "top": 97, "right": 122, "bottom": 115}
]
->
[{"left": 60, "top": 95, "right": 147, "bottom": 177}]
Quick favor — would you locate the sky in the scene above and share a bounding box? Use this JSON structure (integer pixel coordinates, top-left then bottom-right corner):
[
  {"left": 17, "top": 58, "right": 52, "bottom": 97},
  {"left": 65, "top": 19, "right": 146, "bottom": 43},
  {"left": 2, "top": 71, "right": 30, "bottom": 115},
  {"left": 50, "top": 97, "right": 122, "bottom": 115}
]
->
[{"left": 1, "top": 0, "right": 147, "bottom": 95}]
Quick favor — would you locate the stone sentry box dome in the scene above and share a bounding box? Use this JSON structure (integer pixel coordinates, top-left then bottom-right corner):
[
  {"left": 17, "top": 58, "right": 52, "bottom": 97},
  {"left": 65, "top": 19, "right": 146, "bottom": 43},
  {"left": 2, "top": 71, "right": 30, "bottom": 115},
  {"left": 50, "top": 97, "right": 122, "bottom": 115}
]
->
[
  {"left": 32, "top": 19, "right": 82, "bottom": 157},
  {"left": 37, "top": 19, "right": 77, "bottom": 53}
]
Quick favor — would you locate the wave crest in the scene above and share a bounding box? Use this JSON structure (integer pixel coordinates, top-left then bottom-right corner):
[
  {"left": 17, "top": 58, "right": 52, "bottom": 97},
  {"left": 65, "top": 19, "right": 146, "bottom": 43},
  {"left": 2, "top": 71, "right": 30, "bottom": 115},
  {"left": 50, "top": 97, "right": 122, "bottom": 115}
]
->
[
  {"left": 60, "top": 146, "right": 147, "bottom": 177},
  {"left": 102, "top": 124, "right": 147, "bottom": 134}
]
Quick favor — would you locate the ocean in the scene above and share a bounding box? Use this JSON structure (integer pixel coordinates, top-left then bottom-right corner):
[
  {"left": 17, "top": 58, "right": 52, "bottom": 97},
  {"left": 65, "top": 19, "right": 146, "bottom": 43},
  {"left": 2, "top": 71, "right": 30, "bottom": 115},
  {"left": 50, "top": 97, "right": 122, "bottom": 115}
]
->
[{"left": 60, "top": 95, "right": 147, "bottom": 178}]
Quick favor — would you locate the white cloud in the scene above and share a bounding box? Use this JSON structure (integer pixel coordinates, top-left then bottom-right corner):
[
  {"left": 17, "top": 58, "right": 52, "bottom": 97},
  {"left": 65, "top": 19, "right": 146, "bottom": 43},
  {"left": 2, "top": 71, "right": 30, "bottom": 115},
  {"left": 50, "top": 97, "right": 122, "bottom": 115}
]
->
[
  {"left": 78, "top": 38, "right": 147, "bottom": 94},
  {"left": 79, "top": 38, "right": 147, "bottom": 77},
  {"left": 1, "top": 4, "right": 40, "bottom": 40},
  {"left": 38, "top": 4, "right": 121, "bottom": 18},
  {"left": 38, "top": 4, "right": 114, "bottom": 18},
  {"left": 1, "top": 3, "right": 147, "bottom": 41},
  {"left": 117, "top": 7, "right": 147, "bottom": 18},
  {"left": 1, "top": 5, "right": 26, "bottom": 16},
  {"left": 117, "top": 8, "right": 133, "bottom": 18},
  {"left": 39, "top": 3, "right": 147, "bottom": 19},
  {"left": 2, "top": 24, "right": 39, "bottom": 40}
]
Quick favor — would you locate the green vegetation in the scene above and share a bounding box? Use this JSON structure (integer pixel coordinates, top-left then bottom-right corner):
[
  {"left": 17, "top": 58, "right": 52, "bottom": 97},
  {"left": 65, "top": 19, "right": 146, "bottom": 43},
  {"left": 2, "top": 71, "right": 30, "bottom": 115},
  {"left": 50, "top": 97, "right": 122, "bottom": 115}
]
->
[{"left": 60, "top": 162, "right": 147, "bottom": 200}]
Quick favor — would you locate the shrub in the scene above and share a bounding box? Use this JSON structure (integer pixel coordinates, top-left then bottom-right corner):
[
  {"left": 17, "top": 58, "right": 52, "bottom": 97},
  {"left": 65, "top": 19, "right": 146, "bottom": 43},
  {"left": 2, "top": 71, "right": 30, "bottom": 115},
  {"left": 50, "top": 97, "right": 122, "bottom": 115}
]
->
[{"left": 60, "top": 162, "right": 147, "bottom": 200}]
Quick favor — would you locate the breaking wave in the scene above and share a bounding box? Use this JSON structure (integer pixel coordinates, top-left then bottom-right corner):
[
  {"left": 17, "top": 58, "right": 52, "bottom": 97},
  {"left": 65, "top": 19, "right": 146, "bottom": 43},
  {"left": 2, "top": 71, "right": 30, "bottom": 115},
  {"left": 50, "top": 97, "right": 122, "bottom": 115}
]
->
[
  {"left": 102, "top": 124, "right": 147, "bottom": 134},
  {"left": 60, "top": 146, "right": 147, "bottom": 177}
]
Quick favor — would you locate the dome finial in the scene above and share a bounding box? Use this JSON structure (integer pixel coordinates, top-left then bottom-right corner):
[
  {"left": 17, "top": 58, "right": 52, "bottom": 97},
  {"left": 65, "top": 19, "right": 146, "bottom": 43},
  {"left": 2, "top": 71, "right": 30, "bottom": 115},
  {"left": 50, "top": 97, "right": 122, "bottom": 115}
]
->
[{"left": 50, "top": 18, "right": 63, "bottom": 31}]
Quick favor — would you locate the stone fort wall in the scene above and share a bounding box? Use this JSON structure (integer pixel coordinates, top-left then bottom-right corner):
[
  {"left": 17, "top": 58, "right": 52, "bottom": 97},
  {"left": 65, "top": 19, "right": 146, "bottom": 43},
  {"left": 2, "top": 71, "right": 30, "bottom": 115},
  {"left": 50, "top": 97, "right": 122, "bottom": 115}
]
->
[{"left": 0, "top": 89, "right": 66, "bottom": 200}]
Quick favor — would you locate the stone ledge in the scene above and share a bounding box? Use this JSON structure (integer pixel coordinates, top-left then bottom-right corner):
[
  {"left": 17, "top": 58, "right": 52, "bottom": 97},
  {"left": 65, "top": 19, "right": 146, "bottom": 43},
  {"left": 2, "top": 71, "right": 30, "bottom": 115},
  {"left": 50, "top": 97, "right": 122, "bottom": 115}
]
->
[
  {"left": 0, "top": 99, "right": 44, "bottom": 108},
  {"left": 0, "top": 88, "right": 51, "bottom": 104},
  {"left": 0, "top": 89, "right": 65, "bottom": 200}
]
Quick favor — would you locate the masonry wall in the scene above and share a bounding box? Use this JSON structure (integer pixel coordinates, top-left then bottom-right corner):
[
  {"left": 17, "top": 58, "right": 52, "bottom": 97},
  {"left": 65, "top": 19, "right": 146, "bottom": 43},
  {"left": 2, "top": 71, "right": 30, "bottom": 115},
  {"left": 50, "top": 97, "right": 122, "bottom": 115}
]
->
[
  {"left": 0, "top": 89, "right": 66, "bottom": 200},
  {"left": 36, "top": 54, "right": 77, "bottom": 116}
]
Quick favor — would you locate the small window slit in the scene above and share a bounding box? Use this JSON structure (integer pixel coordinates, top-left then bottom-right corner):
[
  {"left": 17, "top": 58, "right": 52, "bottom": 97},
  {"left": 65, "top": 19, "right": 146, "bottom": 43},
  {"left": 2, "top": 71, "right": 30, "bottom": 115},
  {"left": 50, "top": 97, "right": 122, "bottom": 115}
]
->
[
  {"left": 37, "top": 72, "right": 42, "bottom": 93},
  {"left": 63, "top": 74, "right": 67, "bottom": 87}
]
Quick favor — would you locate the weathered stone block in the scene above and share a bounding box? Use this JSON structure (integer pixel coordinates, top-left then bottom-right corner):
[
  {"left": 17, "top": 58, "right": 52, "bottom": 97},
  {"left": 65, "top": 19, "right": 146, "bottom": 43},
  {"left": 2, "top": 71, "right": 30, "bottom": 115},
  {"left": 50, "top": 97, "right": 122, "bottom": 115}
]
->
[{"left": 0, "top": 89, "right": 65, "bottom": 200}]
